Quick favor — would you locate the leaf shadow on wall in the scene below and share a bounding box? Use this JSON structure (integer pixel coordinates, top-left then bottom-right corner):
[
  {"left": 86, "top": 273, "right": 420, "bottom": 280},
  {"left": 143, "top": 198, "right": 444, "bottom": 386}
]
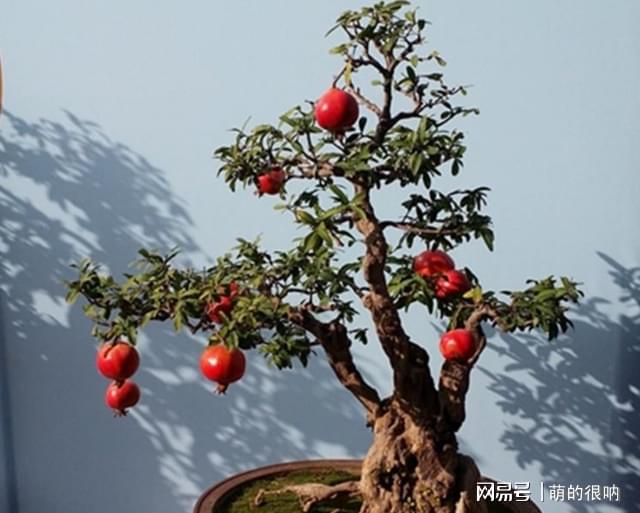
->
[
  {"left": 0, "top": 111, "right": 375, "bottom": 513},
  {"left": 478, "top": 253, "right": 640, "bottom": 513}
]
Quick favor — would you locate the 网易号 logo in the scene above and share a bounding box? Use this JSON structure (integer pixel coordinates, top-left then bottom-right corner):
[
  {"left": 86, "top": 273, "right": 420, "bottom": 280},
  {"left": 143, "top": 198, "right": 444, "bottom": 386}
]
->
[{"left": 476, "top": 481, "right": 531, "bottom": 502}]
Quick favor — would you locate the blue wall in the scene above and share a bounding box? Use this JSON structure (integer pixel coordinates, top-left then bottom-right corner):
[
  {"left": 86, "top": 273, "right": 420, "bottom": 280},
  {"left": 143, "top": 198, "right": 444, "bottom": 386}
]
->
[{"left": 1, "top": 2, "right": 639, "bottom": 513}]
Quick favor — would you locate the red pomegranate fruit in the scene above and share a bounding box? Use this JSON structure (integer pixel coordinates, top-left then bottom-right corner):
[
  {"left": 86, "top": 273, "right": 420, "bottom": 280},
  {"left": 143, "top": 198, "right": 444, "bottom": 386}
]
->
[
  {"left": 434, "top": 269, "right": 471, "bottom": 299},
  {"left": 314, "top": 88, "right": 359, "bottom": 133},
  {"left": 413, "top": 250, "right": 455, "bottom": 278},
  {"left": 96, "top": 342, "right": 140, "bottom": 381},
  {"left": 439, "top": 329, "right": 475, "bottom": 361},
  {"left": 257, "top": 168, "right": 286, "bottom": 195},
  {"left": 105, "top": 380, "right": 141, "bottom": 416},
  {"left": 200, "top": 344, "right": 246, "bottom": 394}
]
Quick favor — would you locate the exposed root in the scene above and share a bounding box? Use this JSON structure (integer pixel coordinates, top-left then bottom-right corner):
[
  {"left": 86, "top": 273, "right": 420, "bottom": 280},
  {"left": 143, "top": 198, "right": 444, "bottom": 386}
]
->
[{"left": 253, "top": 480, "right": 361, "bottom": 512}]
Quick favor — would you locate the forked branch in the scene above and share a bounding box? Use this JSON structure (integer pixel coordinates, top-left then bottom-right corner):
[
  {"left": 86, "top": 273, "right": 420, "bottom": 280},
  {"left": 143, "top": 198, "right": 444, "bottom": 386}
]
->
[{"left": 288, "top": 307, "right": 382, "bottom": 418}]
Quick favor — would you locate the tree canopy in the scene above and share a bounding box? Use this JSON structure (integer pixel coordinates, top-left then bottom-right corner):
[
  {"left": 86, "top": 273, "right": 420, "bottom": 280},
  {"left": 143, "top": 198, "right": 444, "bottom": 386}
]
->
[{"left": 66, "top": 1, "right": 581, "bottom": 409}]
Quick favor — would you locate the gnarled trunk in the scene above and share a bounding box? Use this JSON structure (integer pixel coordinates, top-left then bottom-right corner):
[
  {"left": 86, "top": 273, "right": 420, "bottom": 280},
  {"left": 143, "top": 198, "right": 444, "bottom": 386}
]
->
[{"left": 359, "top": 401, "right": 487, "bottom": 513}]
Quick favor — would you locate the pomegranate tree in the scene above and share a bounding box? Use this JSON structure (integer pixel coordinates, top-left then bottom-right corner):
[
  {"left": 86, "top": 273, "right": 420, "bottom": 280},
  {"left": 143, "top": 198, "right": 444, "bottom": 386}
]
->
[{"left": 65, "top": 2, "right": 582, "bottom": 512}]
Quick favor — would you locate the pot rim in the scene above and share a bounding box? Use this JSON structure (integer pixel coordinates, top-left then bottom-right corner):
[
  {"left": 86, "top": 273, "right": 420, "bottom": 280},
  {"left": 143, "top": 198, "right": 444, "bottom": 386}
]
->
[{"left": 193, "top": 458, "right": 542, "bottom": 513}]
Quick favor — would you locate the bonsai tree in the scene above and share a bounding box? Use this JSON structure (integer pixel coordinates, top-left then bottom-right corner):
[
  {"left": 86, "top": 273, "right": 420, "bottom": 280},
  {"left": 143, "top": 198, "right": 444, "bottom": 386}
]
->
[{"left": 65, "top": 2, "right": 582, "bottom": 512}]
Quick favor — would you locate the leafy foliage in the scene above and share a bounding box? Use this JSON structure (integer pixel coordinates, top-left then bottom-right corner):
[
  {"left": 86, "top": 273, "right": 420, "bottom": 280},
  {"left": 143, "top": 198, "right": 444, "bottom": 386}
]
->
[
  {"left": 65, "top": 1, "right": 582, "bottom": 381},
  {"left": 65, "top": 240, "right": 363, "bottom": 368},
  {"left": 484, "top": 277, "right": 583, "bottom": 340}
]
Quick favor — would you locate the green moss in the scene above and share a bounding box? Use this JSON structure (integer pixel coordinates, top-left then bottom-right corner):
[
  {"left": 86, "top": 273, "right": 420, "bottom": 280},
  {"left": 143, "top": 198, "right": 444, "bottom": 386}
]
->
[
  {"left": 216, "top": 468, "right": 527, "bottom": 513},
  {"left": 217, "top": 469, "right": 362, "bottom": 513}
]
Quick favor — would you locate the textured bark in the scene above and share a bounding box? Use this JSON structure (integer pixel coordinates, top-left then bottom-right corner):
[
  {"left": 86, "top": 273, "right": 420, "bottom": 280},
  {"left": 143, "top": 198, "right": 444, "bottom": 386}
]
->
[
  {"left": 349, "top": 184, "right": 485, "bottom": 512},
  {"left": 320, "top": 321, "right": 382, "bottom": 419},
  {"left": 354, "top": 186, "right": 439, "bottom": 412},
  {"left": 359, "top": 401, "right": 488, "bottom": 513},
  {"left": 288, "top": 309, "right": 381, "bottom": 418},
  {"left": 439, "top": 310, "right": 490, "bottom": 431},
  {"left": 290, "top": 179, "right": 497, "bottom": 512}
]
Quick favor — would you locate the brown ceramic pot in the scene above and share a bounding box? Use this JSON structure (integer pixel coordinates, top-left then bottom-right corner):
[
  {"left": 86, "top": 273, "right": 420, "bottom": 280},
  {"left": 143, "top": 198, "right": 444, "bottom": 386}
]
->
[{"left": 193, "top": 459, "right": 543, "bottom": 513}]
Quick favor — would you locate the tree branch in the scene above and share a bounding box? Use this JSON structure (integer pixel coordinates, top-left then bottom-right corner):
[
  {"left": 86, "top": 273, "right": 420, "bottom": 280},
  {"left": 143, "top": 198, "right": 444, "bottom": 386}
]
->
[
  {"left": 345, "top": 85, "right": 382, "bottom": 117},
  {"left": 288, "top": 158, "right": 338, "bottom": 179},
  {"left": 288, "top": 307, "right": 382, "bottom": 419},
  {"left": 353, "top": 185, "right": 439, "bottom": 414},
  {"left": 356, "top": 39, "right": 388, "bottom": 76},
  {"left": 373, "top": 73, "right": 393, "bottom": 145},
  {"left": 380, "top": 220, "right": 445, "bottom": 237},
  {"left": 438, "top": 304, "right": 495, "bottom": 431}
]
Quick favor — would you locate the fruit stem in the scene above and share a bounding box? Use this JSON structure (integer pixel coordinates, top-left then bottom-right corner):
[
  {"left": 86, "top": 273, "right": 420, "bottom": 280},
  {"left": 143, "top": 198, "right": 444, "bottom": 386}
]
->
[{"left": 332, "top": 66, "right": 346, "bottom": 88}]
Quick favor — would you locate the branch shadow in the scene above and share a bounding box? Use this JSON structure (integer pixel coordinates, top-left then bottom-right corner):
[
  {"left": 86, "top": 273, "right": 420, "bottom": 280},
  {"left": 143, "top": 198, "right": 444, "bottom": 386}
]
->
[
  {"left": 478, "top": 253, "right": 640, "bottom": 513},
  {"left": 0, "top": 111, "right": 373, "bottom": 513}
]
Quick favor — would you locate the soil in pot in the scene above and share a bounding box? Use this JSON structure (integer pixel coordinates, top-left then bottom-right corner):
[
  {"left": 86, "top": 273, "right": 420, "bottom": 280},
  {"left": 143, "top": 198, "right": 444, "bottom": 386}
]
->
[
  {"left": 217, "top": 468, "right": 361, "bottom": 513},
  {"left": 215, "top": 467, "right": 520, "bottom": 513}
]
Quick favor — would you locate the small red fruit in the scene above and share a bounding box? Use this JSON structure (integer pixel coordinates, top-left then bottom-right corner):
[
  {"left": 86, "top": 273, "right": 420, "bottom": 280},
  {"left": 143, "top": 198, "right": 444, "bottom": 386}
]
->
[
  {"left": 439, "top": 329, "right": 475, "bottom": 361},
  {"left": 105, "top": 380, "right": 141, "bottom": 416},
  {"left": 206, "top": 282, "right": 238, "bottom": 323},
  {"left": 414, "top": 250, "right": 455, "bottom": 278},
  {"left": 257, "top": 168, "right": 286, "bottom": 195},
  {"left": 96, "top": 342, "right": 140, "bottom": 381},
  {"left": 314, "top": 88, "right": 359, "bottom": 133},
  {"left": 206, "top": 295, "right": 233, "bottom": 324},
  {"left": 200, "top": 344, "right": 246, "bottom": 394},
  {"left": 434, "top": 269, "right": 471, "bottom": 299}
]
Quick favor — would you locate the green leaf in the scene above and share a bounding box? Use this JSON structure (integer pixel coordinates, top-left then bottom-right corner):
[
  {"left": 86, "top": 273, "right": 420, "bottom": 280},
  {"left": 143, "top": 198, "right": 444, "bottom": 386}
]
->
[
  {"left": 324, "top": 23, "right": 341, "bottom": 37},
  {"left": 127, "top": 324, "right": 138, "bottom": 345},
  {"left": 140, "top": 310, "right": 157, "bottom": 327},
  {"left": 328, "top": 184, "right": 349, "bottom": 204},
  {"left": 351, "top": 205, "right": 367, "bottom": 220},
  {"left": 481, "top": 230, "right": 495, "bottom": 251},
  {"left": 386, "top": 0, "right": 410, "bottom": 12},
  {"left": 409, "top": 153, "right": 424, "bottom": 175},
  {"left": 173, "top": 304, "right": 184, "bottom": 331},
  {"left": 316, "top": 224, "right": 334, "bottom": 247},
  {"left": 295, "top": 209, "right": 316, "bottom": 225},
  {"left": 463, "top": 287, "right": 483, "bottom": 304},
  {"left": 406, "top": 66, "right": 417, "bottom": 82},
  {"left": 65, "top": 287, "right": 81, "bottom": 304},
  {"left": 330, "top": 43, "right": 350, "bottom": 55},
  {"left": 303, "top": 232, "right": 322, "bottom": 252}
]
